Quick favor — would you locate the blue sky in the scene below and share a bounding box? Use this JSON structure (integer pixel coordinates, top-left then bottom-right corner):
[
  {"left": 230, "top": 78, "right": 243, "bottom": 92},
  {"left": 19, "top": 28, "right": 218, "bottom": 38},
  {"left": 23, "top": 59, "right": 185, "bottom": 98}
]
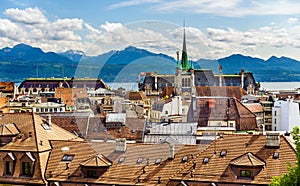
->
[{"left": 1, "top": 0, "right": 300, "bottom": 60}]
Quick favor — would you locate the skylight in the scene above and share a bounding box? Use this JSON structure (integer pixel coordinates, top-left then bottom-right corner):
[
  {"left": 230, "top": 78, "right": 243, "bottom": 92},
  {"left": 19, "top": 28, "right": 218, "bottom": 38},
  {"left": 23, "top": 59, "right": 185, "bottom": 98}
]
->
[
  {"left": 203, "top": 157, "right": 209, "bottom": 164},
  {"left": 61, "top": 154, "right": 74, "bottom": 162},
  {"left": 41, "top": 123, "right": 51, "bottom": 130},
  {"left": 182, "top": 156, "right": 188, "bottom": 162},
  {"left": 137, "top": 157, "right": 143, "bottom": 164},
  {"left": 155, "top": 158, "right": 161, "bottom": 165},
  {"left": 273, "top": 152, "right": 279, "bottom": 159},
  {"left": 119, "top": 157, "right": 125, "bottom": 163},
  {"left": 220, "top": 150, "right": 227, "bottom": 157}
]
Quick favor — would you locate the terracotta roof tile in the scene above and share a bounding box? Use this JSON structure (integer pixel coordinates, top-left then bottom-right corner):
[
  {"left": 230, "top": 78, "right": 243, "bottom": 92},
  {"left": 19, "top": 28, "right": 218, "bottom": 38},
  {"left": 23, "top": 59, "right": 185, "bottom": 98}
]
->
[
  {"left": 196, "top": 86, "right": 247, "bottom": 100},
  {"left": 170, "top": 134, "right": 297, "bottom": 185}
]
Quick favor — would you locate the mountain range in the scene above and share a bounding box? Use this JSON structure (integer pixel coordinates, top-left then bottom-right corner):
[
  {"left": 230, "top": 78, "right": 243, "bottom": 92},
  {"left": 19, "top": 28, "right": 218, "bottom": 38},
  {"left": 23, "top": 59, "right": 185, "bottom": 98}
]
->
[{"left": 1, "top": 43, "right": 300, "bottom": 83}]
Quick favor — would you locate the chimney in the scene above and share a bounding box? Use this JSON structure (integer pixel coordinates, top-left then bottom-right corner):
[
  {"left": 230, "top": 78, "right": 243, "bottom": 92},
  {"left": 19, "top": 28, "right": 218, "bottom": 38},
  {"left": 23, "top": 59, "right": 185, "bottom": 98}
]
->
[
  {"left": 241, "top": 68, "right": 245, "bottom": 88},
  {"left": 259, "top": 124, "right": 265, "bottom": 135},
  {"left": 266, "top": 132, "right": 280, "bottom": 148},
  {"left": 219, "top": 65, "right": 222, "bottom": 87},
  {"left": 115, "top": 138, "right": 126, "bottom": 152},
  {"left": 46, "top": 114, "right": 52, "bottom": 127},
  {"left": 169, "top": 144, "right": 175, "bottom": 160}
]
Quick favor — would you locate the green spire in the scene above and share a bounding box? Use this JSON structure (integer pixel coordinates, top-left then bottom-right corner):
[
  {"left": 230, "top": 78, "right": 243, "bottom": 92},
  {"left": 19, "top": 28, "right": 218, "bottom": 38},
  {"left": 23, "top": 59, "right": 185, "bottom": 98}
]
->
[{"left": 181, "top": 22, "right": 192, "bottom": 70}]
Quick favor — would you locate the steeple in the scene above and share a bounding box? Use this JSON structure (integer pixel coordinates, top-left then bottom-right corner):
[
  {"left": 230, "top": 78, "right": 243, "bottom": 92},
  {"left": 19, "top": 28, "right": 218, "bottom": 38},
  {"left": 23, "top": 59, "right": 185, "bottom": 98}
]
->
[{"left": 181, "top": 21, "right": 191, "bottom": 70}]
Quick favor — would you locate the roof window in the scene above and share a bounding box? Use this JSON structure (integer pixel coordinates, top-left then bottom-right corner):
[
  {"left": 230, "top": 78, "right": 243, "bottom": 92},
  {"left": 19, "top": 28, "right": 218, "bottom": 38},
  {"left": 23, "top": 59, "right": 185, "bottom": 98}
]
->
[
  {"left": 137, "top": 157, "right": 143, "bottom": 164},
  {"left": 61, "top": 154, "right": 74, "bottom": 162},
  {"left": 220, "top": 150, "right": 227, "bottom": 157},
  {"left": 203, "top": 157, "right": 209, "bottom": 164},
  {"left": 273, "top": 152, "right": 279, "bottom": 159},
  {"left": 182, "top": 156, "right": 188, "bottom": 162}
]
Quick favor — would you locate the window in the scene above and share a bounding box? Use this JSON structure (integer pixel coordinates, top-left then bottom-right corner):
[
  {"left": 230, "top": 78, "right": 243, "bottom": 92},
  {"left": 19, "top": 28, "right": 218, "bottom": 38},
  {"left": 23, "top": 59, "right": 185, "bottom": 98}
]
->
[
  {"left": 5, "top": 161, "right": 13, "bottom": 175},
  {"left": 203, "top": 157, "right": 209, "bottom": 164},
  {"left": 273, "top": 152, "right": 279, "bottom": 159},
  {"left": 119, "top": 157, "right": 125, "bottom": 163},
  {"left": 22, "top": 162, "right": 32, "bottom": 176},
  {"left": 240, "top": 170, "right": 251, "bottom": 178},
  {"left": 155, "top": 158, "right": 161, "bottom": 165},
  {"left": 62, "top": 154, "right": 74, "bottom": 162},
  {"left": 20, "top": 152, "right": 35, "bottom": 177},
  {"left": 87, "top": 170, "right": 97, "bottom": 178},
  {"left": 137, "top": 157, "right": 143, "bottom": 164},
  {"left": 182, "top": 156, "right": 188, "bottom": 162},
  {"left": 220, "top": 150, "right": 227, "bottom": 157}
]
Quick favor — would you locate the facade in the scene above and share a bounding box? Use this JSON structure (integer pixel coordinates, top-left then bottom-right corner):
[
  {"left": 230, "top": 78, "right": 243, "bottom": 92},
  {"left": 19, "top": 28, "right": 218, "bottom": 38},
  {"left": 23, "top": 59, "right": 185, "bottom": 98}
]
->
[
  {"left": 138, "top": 27, "right": 257, "bottom": 99},
  {"left": 18, "top": 77, "right": 108, "bottom": 96},
  {"left": 272, "top": 98, "right": 300, "bottom": 132}
]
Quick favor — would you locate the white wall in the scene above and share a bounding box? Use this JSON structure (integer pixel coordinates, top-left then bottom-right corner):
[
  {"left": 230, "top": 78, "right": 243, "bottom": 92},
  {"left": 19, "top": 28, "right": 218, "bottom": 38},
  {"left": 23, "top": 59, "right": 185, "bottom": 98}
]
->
[{"left": 272, "top": 99, "right": 300, "bottom": 131}]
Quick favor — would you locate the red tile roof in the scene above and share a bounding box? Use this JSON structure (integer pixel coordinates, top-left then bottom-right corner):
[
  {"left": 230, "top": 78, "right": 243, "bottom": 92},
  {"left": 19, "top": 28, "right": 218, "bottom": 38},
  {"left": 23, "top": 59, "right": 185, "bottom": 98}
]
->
[
  {"left": 170, "top": 134, "right": 297, "bottom": 185},
  {"left": 196, "top": 86, "right": 247, "bottom": 100}
]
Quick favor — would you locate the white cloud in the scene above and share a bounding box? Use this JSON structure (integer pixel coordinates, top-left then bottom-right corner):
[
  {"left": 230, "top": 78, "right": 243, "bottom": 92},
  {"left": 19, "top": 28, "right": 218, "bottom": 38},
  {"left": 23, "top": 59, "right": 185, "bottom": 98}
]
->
[
  {"left": 288, "top": 17, "right": 298, "bottom": 24},
  {"left": 4, "top": 7, "right": 48, "bottom": 24},
  {"left": 107, "top": 0, "right": 161, "bottom": 9}
]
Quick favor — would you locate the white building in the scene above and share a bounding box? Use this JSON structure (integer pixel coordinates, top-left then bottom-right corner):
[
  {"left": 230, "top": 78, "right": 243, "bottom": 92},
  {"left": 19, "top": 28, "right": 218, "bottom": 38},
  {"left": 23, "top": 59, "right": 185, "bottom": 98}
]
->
[{"left": 272, "top": 98, "right": 300, "bottom": 132}]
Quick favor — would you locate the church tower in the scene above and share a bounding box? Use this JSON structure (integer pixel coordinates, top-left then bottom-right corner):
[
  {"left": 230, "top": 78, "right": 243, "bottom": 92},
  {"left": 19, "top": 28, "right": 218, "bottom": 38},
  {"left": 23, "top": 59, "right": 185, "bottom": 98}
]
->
[{"left": 175, "top": 22, "right": 195, "bottom": 97}]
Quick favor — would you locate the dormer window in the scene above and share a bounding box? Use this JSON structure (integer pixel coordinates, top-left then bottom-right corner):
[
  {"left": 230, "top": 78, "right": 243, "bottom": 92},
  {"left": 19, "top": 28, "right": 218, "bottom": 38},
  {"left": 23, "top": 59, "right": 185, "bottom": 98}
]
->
[
  {"left": 80, "top": 154, "right": 112, "bottom": 178},
  {"left": 3, "top": 152, "right": 15, "bottom": 176},
  {"left": 240, "top": 170, "right": 251, "bottom": 178},
  {"left": 20, "top": 152, "right": 35, "bottom": 177}
]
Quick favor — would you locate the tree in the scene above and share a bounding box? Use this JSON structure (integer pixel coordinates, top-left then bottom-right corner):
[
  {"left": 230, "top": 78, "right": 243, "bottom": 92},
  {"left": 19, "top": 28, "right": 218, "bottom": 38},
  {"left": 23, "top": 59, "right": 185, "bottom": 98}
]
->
[{"left": 270, "top": 126, "right": 300, "bottom": 186}]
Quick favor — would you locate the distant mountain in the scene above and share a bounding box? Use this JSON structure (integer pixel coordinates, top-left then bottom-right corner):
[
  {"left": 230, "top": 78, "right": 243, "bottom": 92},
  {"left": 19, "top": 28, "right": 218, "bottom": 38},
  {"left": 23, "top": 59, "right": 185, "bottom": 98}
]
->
[
  {"left": 59, "top": 49, "right": 85, "bottom": 63},
  {"left": 0, "top": 43, "right": 73, "bottom": 63},
  {"left": 1, "top": 43, "right": 300, "bottom": 83}
]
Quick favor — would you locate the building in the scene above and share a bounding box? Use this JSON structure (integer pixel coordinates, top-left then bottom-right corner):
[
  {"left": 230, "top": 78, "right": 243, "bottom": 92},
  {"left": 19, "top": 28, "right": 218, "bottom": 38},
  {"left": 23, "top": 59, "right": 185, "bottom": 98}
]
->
[
  {"left": 55, "top": 87, "right": 90, "bottom": 111},
  {"left": 18, "top": 77, "right": 108, "bottom": 96},
  {"left": 138, "top": 27, "right": 257, "bottom": 99},
  {"left": 188, "top": 97, "right": 258, "bottom": 142},
  {"left": 0, "top": 113, "right": 82, "bottom": 185},
  {"left": 124, "top": 91, "right": 151, "bottom": 119},
  {"left": 272, "top": 98, "right": 300, "bottom": 132},
  {"left": 169, "top": 132, "right": 297, "bottom": 185}
]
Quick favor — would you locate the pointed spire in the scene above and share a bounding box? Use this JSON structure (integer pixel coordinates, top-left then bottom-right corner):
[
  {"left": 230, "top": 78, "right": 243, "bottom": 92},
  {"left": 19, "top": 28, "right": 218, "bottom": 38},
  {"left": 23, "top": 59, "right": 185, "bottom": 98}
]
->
[{"left": 181, "top": 20, "right": 190, "bottom": 70}]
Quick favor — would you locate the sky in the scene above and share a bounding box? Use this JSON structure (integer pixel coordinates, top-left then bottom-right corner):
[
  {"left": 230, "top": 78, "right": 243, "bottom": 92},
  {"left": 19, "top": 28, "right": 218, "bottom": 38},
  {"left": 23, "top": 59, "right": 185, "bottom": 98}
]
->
[{"left": 1, "top": 0, "right": 300, "bottom": 60}]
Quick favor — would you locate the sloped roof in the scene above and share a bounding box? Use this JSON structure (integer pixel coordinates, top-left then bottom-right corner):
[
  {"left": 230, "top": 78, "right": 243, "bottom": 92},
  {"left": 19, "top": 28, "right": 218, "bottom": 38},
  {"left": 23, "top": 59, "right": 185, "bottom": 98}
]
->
[
  {"left": 230, "top": 152, "right": 266, "bottom": 167},
  {"left": 0, "top": 82, "right": 14, "bottom": 92},
  {"left": 0, "top": 123, "right": 20, "bottom": 136},
  {"left": 80, "top": 154, "right": 112, "bottom": 167},
  {"left": 196, "top": 86, "right": 247, "bottom": 100},
  {"left": 243, "top": 103, "right": 264, "bottom": 113},
  {"left": 170, "top": 134, "right": 297, "bottom": 185},
  {"left": 0, "top": 113, "right": 82, "bottom": 152},
  {"left": 124, "top": 91, "right": 147, "bottom": 100},
  {"left": 193, "top": 97, "right": 257, "bottom": 130}
]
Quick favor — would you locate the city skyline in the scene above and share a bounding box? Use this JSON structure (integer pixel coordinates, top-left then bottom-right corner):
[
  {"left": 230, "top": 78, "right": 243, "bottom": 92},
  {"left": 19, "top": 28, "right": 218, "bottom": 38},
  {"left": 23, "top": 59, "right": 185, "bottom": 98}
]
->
[{"left": 1, "top": 0, "right": 300, "bottom": 60}]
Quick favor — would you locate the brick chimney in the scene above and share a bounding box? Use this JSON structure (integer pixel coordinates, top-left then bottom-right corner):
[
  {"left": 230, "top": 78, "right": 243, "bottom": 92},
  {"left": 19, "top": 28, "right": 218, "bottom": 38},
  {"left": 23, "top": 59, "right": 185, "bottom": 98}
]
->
[
  {"left": 116, "top": 138, "right": 126, "bottom": 152},
  {"left": 265, "top": 132, "right": 280, "bottom": 148}
]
